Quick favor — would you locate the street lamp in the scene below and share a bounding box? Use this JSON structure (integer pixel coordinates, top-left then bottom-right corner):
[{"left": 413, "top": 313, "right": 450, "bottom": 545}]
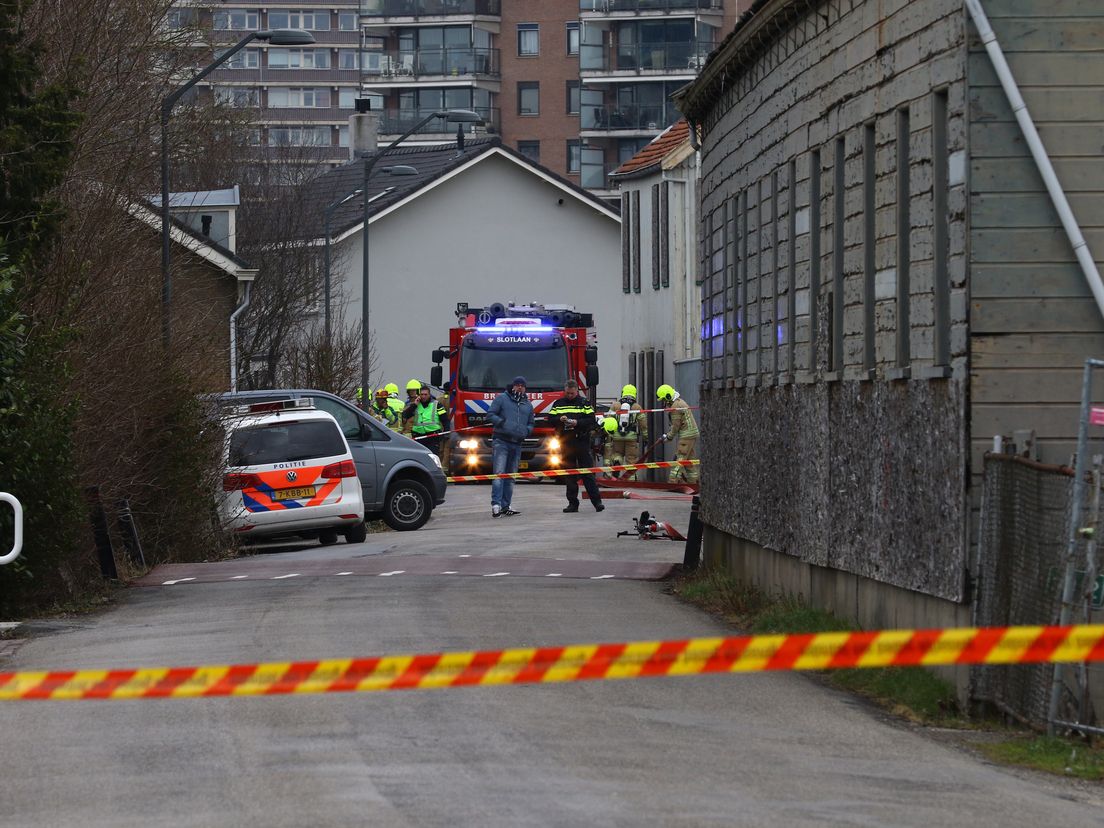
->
[
  {"left": 323, "top": 188, "right": 363, "bottom": 343},
  {"left": 359, "top": 108, "right": 482, "bottom": 403},
  {"left": 159, "top": 28, "right": 315, "bottom": 349}
]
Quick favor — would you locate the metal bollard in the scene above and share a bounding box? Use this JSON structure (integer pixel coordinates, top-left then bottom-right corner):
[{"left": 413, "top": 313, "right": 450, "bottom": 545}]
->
[
  {"left": 115, "top": 498, "right": 146, "bottom": 569},
  {"left": 682, "top": 494, "right": 703, "bottom": 571},
  {"left": 85, "top": 486, "right": 118, "bottom": 580},
  {"left": 0, "top": 492, "right": 23, "bottom": 565}
]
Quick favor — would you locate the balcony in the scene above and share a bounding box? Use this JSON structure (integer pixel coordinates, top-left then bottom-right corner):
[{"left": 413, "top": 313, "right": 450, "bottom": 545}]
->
[
  {"left": 364, "top": 47, "right": 500, "bottom": 83},
  {"left": 363, "top": 0, "right": 501, "bottom": 19},
  {"left": 580, "top": 0, "right": 721, "bottom": 15},
  {"left": 580, "top": 102, "right": 680, "bottom": 135},
  {"left": 580, "top": 41, "right": 713, "bottom": 76},
  {"left": 377, "top": 106, "right": 499, "bottom": 135}
]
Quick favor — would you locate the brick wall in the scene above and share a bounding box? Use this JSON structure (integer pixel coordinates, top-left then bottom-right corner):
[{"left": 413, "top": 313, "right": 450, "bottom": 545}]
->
[{"left": 685, "top": 0, "right": 970, "bottom": 601}]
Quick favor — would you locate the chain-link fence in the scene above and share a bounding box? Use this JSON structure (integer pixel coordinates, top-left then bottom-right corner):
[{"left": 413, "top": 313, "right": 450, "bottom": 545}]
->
[{"left": 973, "top": 453, "right": 1103, "bottom": 730}]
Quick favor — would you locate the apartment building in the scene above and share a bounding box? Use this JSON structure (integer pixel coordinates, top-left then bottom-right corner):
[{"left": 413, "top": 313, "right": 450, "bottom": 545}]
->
[{"left": 176, "top": 1, "right": 739, "bottom": 184}]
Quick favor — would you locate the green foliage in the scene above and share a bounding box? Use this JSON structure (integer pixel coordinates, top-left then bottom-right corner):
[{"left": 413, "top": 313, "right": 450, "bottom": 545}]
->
[{"left": 980, "top": 736, "right": 1104, "bottom": 781}]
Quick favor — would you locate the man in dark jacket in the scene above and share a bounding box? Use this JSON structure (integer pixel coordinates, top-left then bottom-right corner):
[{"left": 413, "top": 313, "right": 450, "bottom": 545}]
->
[
  {"left": 547, "top": 380, "right": 604, "bottom": 513},
  {"left": 486, "top": 376, "right": 535, "bottom": 518}
]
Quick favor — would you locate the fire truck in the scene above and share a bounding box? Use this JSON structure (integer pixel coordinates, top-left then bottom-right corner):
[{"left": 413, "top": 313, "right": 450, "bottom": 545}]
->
[{"left": 430, "top": 302, "right": 599, "bottom": 476}]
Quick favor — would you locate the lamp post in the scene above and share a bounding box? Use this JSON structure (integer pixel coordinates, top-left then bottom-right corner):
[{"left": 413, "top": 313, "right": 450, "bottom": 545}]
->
[
  {"left": 359, "top": 108, "right": 482, "bottom": 404},
  {"left": 323, "top": 188, "right": 363, "bottom": 344},
  {"left": 160, "top": 28, "right": 315, "bottom": 349}
]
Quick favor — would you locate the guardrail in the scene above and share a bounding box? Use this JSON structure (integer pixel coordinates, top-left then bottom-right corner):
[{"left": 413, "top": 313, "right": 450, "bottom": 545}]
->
[{"left": 0, "top": 493, "right": 23, "bottom": 565}]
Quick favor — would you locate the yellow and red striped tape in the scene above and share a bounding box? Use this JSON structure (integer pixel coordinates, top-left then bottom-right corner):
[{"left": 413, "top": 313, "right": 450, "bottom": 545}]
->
[
  {"left": 2, "top": 624, "right": 1102, "bottom": 701},
  {"left": 447, "top": 458, "right": 699, "bottom": 483}
]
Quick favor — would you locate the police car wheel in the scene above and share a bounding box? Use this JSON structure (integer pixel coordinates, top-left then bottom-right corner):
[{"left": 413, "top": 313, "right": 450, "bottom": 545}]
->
[
  {"left": 318, "top": 529, "right": 339, "bottom": 546},
  {"left": 383, "top": 479, "right": 432, "bottom": 532},
  {"left": 344, "top": 521, "right": 368, "bottom": 544}
]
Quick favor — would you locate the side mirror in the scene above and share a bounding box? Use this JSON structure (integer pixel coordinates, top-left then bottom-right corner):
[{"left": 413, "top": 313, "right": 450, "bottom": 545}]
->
[
  {"left": 430, "top": 365, "right": 443, "bottom": 388},
  {"left": 585, "top": 364, "right": 599, "bottom": 388},
  {"left": 432, "top": 348, "right": 445, "bottom": 364},
  {"left": 584, "top": 346, "right": 598, "bottom": 365}
]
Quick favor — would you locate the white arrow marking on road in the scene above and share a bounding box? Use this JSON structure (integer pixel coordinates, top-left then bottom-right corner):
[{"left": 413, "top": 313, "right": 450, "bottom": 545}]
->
[
  {"left": 441, "top": 571, "right": 459, "bottom": 575},
  {"left": 272, "top": 573, "right": 300, "bottom": 580},
  {"left": 231, "top": 575, "right": 248, "bottom": 580},
  {"left": 378, "top": 570, "right": 405, "bottom": 577},
  {"left": 483, "top": 572, "right": 510, "bottom": 577},
  {"left": 336, "top": 571, "right": 353, "bottom": 576},
  {"left": 590, "top": 575, "right": 615, "bottom": 580},
  {"left": 161, "top": 577, "right": 196, "bottom": 585},
  {"left": 546, "top": 573, "right": 563, "bottom": 577}
]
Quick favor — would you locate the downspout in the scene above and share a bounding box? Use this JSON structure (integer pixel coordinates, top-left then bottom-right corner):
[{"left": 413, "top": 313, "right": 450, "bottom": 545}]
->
[
  {"left": 229, "top": 281, "right": 252, "bottom": 392},
  {"left": 965, "top": 0, "right": 1104, "bottom": 320}
]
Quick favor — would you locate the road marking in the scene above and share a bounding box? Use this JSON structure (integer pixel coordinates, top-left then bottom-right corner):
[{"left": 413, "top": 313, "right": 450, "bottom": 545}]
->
[
  {"left": 590, "top": 575, "right": 615, "bottom": 580},
  {"left": 483, "top": 572, "right": 510, "bottom": 577},
  {"left": 441, "top": 571, "right": 459, "bottom": 575},
  {"left": 231, "top": 575, "right": 249, "bottom": 580},
  {"left": 161, "top": 578, "right": 196, "bottom": 585},
  {"left": 271, "top": 574, "right": 300, "bottom": 580},
  {"left": 458, "top": 554, "right": 471, "bottom": 558},
  {"left": 378, "top": 571, "right": 405, "bottom": 577},
  {"left": 546, "top": 573, "right": 563, "bottom": 577},
  {"left": 336, "top": 572, "right": 353, "bottom": 576}
]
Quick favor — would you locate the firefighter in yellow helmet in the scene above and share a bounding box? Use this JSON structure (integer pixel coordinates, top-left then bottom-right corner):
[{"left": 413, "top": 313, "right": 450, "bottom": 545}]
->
[
  {"left": 596, "top": 414, "right": 618, "bottom": 465},
  {"left": 608, "top": 383, "right": 648, "bottom": 480},
  {"left": 657, "top": 384, "right": 698, "bottom": 483},
  {"left": 401, "top": 379, "right": 421, "bottom": 434}
]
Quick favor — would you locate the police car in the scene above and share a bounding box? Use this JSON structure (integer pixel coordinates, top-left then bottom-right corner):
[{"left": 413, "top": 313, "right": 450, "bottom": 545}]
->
[{"left": 218, "top": 399, "right": 367, "bottom": 544}]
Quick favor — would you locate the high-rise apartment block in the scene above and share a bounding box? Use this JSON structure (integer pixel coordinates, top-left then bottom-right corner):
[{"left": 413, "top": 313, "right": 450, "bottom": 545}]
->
[{"left": 187, "top": 1, "right": 740, "bottom": 193}]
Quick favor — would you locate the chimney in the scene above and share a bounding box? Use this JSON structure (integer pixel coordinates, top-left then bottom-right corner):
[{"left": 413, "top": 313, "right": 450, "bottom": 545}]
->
[{"left": 350, "top": 99, "right": 379, "bottom": 160}]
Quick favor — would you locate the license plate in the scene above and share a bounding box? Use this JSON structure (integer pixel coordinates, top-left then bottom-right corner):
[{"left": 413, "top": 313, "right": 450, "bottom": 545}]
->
[
  {"left": 519, "top": 461, "right": 529, "bottom": 469},
  {"left": 273, "top": 486, "right": 317, "bottom": 501}
]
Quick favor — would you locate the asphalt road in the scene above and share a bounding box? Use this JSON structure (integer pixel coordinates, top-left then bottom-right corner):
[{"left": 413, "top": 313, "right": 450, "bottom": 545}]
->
[{"left": 1, "top": 486, "right": 1101, "bottom": 827}]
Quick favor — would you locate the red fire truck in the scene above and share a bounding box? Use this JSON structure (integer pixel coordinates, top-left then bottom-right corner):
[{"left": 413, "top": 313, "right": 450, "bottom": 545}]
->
[{"left": 430, "top": 302, "right": 599, "bottom": 476}]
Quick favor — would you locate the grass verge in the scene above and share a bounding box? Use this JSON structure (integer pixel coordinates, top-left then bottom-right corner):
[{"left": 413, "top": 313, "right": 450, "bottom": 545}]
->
[{"left": 979, "top": 736, "right": 1104, "bottom": 781}]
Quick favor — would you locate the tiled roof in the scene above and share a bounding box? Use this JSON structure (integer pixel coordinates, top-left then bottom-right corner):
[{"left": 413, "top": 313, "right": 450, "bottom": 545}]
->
[{"left": 609, "top": 120, "right": 691, "bottom": 180}]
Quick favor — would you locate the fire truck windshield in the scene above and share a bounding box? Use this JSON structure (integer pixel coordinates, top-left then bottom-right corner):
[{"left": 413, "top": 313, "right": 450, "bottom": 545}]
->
[{"left": 459, "top": 346, "right": 569, "bottom": 392}]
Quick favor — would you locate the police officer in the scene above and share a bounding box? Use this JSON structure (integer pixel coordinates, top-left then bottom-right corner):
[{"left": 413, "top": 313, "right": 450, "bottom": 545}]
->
[
  {"left": 547, "top": 380, "right": 604, "bottom": 513},
  {"left": 609, "top": 384, "right": 648, "bottom": 480},
  {"left": 656, "top": 384, "right": 698, "bottom": 484},
  {"left": 408, "top": 385, "right": 447, "bottom": 454}
]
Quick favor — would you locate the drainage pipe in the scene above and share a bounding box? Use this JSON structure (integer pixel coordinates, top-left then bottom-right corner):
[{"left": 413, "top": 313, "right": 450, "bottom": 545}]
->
[
  {"left": 965, "top": 0, "right": 1104, "bottom": 320},
  {"left": 229, "top": 281, "right": 252, "bottom": 392}
]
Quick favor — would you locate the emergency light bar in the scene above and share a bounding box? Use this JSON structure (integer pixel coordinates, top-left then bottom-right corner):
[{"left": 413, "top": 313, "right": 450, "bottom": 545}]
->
[{"left": 230, "top": 398, "right": 315, "bottom": 416}]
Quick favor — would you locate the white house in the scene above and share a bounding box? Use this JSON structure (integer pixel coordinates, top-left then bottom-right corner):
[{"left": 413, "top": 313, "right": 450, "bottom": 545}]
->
[
  {"left": 305, "top": 137, "right": 623, "bottom": 397},
  {"left": 608, "top": 120, "right": 702, "bottom": 409}
]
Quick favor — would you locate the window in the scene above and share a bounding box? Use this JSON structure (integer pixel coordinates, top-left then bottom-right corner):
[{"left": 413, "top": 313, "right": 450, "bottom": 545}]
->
[
  {"left": 164, "top": 8, "right": 196, "bottom": 29},
  {"left": 631, "top": 190, "right": 641, "bottom": 293},
  {"left": 567, "top": 140, "right": 581, "bottom": 174},
  {"left": 308, "top": 397, "right": 362, "bottom": 440},
  {"left": 566, "top": 81, "right": 580, "bottom": 115},
  {"left": 268, "top": 49, "right": 331, "bottom": 69},
  {"left": 621, "top": 192, "right": 631, "bottom": 293},
  {"left": 517, "top": 82, "right": 539, "bottom": 116},
  {"left": 517, "top": 141, "right": 540, "bottom": 164},
  {"left": 212, "top": 8, "right": 258, "bottom": 30},
  {"left": 268, "top": 10, "right": 329, "bottom": 30},
  {"left": 517, "top": 23, "right": 539, "bottom": 56},
  {"left": 338, "top": 88, "right": 358, "bottom": 109},
  {"left": 268, "top": 126, "right": 330, "bottom": 146},
  {"left": 338, "top": 49, "right": 360, "bottom": 70},
  {"left": 229, "top": 421, "right": 345, "bottom": 467},
  {"left": 896, "top": 108, "right": 911, "bottom": 369},
  {"left": 214, "top": 86, "right": 258, "bottom": 107},
  {"left": 217, "top": 48, "right": 260, "bottom": 69},
  {"left": 566, "top": 22, "right": 580, "bottom": 55},
  {"left": 933, "top": 89, "right": 950, "bottom": 366},
  {"left": 268, "top": 88, "right": 331, "bottom": 108},
  {"left": 338, "top": 11, "right": 358, "bottom": 30},
  {"left": 338, "top": 126, "right": 349, "bottom": 148}
]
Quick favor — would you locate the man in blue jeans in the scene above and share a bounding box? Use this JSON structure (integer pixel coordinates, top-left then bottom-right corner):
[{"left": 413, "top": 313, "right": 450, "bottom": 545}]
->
[{"left": 486, "top": 376, "right": 535, "bottom": 518}]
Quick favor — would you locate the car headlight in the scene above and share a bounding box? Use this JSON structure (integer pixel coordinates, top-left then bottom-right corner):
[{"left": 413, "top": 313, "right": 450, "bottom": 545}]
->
[
  {"left": 459, "top": 439, "right": 478, "bottom": 449},
  {"left": 426, "top": 452, "right": 442, "bottom": 469},
  {"left": 547, "top": 437, "right": 561, "bottom": 450}
]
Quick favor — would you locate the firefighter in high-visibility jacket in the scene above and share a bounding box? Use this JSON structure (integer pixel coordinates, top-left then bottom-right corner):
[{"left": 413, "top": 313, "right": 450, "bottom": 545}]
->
[
  {"left": 437, "top": 390, "right": 452, "bottom": 469},
  {"left": 609, "top": 384, "right": 648, "bottom": 480},
  {"left": 406, "top": 385, "right": 447, "bottom": 454},
  {"left": 656, "top": 384, "right": 698, "bottom": 483},
  {"left": 372, "top": 388, "right": 404, "bottom": 431},
  {"left": 401, "top": 379, "right": 421, "bottom": 434}
]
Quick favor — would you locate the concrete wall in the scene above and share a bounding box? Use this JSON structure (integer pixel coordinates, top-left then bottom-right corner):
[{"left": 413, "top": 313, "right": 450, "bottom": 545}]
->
[
  {"left": 968, "top": 0, "right": 1104, "bottom": 473},
  {"left": 332, "top": 151, "right": 623, "bottom": 394},
  {"left": 683, "top": 0, "right": 971, "bottom": 604}
]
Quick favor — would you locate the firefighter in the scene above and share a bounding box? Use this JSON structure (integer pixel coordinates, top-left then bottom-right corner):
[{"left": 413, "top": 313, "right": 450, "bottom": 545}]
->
[
  {"left": 372, "top": 388, "right": 403, "bottom": 431},
  {"left": 402, "top": 379, "right": 421, "bottom": 434},
  {"left": 385, "top": 382, "right": 401, "bottom": 399},
  {"left": 656, "top": 384, "right": 698, "bottom": 484},
  {"left": 547, "top": 380, "right": 604, "bottom": 513},
  {"left": 609, "top": 384, "right": 648, "bottom": 481},
  {"left": 437, "top": 388, "right": 452, "bottom": 469},
  {"left": 408, "top": 385, "right": 447, "bottom": 454},
  {"left": 597, "top": 415, "right": 618, "bottom": 465}
]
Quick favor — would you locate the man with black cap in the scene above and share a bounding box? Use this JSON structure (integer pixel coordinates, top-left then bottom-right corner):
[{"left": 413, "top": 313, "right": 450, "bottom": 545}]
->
[{"left": 485, "top": 376, "right": 535, "bottom": 518}]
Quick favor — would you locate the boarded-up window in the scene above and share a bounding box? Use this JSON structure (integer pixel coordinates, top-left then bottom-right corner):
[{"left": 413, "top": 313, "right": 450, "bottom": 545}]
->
[
  {"left": 632, "top": 190, "right": 641, "bottom": 293},
  {"left": 621, "top": 191, "right": 630, "bottom": 294},
  {"left": 651, "top": 183, "right": 660, "bottom": 290}
]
